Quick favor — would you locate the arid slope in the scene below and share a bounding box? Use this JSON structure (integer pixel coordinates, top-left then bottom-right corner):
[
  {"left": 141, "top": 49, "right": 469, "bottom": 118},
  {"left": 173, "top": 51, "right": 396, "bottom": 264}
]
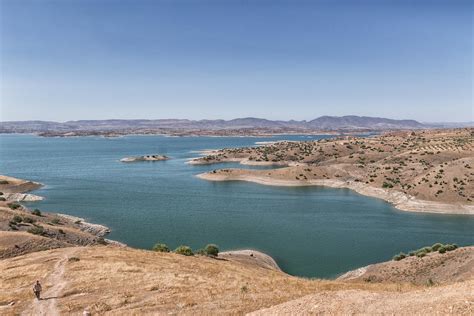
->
[
  {"left": 2, "top": 246, "right": 473, "bottom": 315},
  {"left": 194, "top": 129, "right": 474, "bottom": 214}
]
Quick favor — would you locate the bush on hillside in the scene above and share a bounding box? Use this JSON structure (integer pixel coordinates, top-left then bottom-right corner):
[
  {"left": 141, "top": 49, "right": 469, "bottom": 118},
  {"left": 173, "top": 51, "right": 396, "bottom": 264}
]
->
[
  {"left": 416, "top": 252, "right": 426, "bottom": 258},
  {"left": 438, "top": 246, "right": 446, "bottom": 254},
  {"left": 174, "top": 245, "right": 193, "bottom": 256},
  {"left": 445, "top": 244, "right": 458, "bottom": 251},
  {"left": 7, "top": 202, "right": 21, "bottom": 210},
  {"left": 431, "top": 243, "right": 443, "bottom": 251},
  {"left": 195, "top": 248, "right": 207, "bottom": 256},
  {"left": 32, "top": 209, "right": 42, "bottom": 216},
  {"left": 27, "top": 225, "right": 45, "bottom": 236},
  {"left": 393, "top": 252, "right": 407, "bottom": 261},
  {"left": 152, "top": 243, "right": 170, "bottom": 253},
  {"left": 22, "top": 217, "right": 35, "bottom": 224},
  {"left": 12, "top": 215, "right": 23, "bottom": 223},
  {"left": 51, "top": 218, "right": 61, "bottom": 225},
  {"left": 204, "top": 244, "right": 219, "bottom": 257}
]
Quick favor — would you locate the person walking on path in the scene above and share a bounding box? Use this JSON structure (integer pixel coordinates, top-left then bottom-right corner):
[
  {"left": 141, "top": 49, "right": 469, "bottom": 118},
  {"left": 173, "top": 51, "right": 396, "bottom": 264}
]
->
[{"left": 33, "top": 280, "right": 42, "bottom": 300}]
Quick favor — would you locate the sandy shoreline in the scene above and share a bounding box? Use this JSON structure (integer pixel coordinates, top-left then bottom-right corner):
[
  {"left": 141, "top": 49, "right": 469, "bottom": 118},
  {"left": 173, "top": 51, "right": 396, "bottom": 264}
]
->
[{"left": 197, "top": 173, "right": 474, "bottom": 215}]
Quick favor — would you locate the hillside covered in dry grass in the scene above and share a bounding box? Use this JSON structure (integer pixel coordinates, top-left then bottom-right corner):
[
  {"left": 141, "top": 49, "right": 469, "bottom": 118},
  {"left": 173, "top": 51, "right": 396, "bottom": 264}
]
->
[{"left": 1, "top": 245, "right": 473, "bottom": 315}]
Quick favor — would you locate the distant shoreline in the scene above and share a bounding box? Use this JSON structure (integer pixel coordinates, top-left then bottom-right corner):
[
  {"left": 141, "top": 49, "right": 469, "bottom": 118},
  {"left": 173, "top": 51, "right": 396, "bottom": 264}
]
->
[{"left": 197, "top": 172, "right": 474, "bottom": 215}]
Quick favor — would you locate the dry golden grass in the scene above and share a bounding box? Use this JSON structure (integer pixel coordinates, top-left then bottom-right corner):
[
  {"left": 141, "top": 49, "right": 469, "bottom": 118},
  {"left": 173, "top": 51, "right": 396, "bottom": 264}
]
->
[{"left": 0, "top": 246, "right": 419, "bottom": 315}]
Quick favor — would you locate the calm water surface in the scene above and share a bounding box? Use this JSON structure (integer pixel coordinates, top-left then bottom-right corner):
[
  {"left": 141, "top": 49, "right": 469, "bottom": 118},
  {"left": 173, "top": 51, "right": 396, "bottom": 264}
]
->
[{"left": 1, "top": 134, "right": 473, "bottom": 278}]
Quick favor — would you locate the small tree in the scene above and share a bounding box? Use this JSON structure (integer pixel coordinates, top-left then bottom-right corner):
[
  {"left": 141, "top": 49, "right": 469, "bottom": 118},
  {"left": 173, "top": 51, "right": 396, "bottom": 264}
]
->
[
  {"left": 204, "top": 244, "right": 219, "bottom": 257},
  {"left": 152, "top": 243, "right": 170, "bottom": 253},
  {"left": 174, "top": 245, "right": 193, "bottom": 256},
  {"left": 32, "top": 209, "right": 42, "bottom": 216}
]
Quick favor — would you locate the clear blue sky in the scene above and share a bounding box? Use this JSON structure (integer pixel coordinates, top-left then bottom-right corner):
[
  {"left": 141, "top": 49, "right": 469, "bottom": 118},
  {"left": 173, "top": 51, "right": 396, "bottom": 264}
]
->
[{"left": 1, "top": 0, "right": 472, "bottom": 122}]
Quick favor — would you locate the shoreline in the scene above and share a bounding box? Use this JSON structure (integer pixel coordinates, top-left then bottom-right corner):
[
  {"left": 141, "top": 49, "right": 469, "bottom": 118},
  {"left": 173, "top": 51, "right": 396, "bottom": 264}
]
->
[
  {"left": 0, "top": 174, "right": 282, "bottom": 272},
  {"left": 196, "top": 173, "right": 474, "bottom": 215}
]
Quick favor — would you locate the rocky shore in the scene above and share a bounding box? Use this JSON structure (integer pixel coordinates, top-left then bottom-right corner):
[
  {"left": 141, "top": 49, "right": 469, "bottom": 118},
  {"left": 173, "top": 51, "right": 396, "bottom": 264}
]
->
[
  {"left": 197, "top": 172, "right": 474, "bottom": 215},
  {"left": 120, "top": 154, "right": 169, "bottom": 162}
]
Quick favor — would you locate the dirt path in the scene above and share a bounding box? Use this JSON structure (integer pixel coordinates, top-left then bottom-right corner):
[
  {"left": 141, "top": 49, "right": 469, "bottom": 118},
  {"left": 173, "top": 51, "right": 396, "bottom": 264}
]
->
[{"left": 22, "top": 248, "right": 78, "bottom": 316}]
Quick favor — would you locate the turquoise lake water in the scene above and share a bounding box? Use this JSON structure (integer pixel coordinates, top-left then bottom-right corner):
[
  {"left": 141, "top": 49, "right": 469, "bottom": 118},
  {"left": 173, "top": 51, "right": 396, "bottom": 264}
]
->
[{"left": 1, "top": 134, "right": 473, "bottom": 278}]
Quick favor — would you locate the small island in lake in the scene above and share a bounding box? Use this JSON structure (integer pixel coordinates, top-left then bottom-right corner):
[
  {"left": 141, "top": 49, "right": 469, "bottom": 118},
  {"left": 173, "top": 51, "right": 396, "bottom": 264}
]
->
[{"left": 120, "top": 154, "right": 169, "bottom": 162}]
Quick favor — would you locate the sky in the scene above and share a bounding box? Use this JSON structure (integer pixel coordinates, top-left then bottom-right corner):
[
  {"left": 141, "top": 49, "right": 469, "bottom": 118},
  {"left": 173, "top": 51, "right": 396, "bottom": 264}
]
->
[{"left": 0, "top": 0, "right": 472, "bottom": 122}]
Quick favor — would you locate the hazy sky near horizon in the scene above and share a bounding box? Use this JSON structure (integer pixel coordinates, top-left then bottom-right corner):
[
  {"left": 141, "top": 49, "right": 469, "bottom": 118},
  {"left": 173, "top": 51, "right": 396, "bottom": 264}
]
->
[{"left": 1, "top": 0, "right": 472, "bottom": 122}]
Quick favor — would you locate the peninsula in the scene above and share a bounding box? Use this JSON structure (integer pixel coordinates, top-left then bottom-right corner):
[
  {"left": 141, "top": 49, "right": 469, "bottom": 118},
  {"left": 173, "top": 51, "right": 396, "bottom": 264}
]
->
[{"left": 194, "top": 128, "right": 474, "bottom": 214}]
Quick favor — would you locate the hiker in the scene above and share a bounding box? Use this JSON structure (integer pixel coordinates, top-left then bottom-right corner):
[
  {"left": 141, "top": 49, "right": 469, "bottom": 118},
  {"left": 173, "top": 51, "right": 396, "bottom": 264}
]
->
[{"left": 33, "top": 280, "right": 42, "bottom": 300}]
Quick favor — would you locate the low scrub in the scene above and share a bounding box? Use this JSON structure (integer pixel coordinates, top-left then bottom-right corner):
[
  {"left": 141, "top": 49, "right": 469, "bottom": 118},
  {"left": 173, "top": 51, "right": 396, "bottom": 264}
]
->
[
  {"left": 152, "top": 243, "right": 170, "bottom": 253},
  {"left": 7, "top": 202, "right": 21, "bottom": 210},
  {"left": 393, "top": 252, "right": 406, "bottom": 261},
  {"left": 22, "top": 217, "right": 36, "bottom": 224},
  {"left": 393, "top": 243, "right": 459, "bottom": 261},
  {"left": 204, "top": 244, "right": 219, "bottom": 257},
  {"left": 27, "top": 225, "right": 45, "bottom": 236},
  {"left": 174, "top": 245, "right": 194, "bottom": 256},
  {"left": 12, "top": 215, "right": 23, "bottom": 223}
]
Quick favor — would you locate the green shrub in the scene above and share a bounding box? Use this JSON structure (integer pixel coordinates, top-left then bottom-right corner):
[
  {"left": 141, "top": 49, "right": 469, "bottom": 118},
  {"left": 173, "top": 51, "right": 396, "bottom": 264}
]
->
[
  {"left": 195, "top": 248, "right": 207, "bottom": 256},
  {"left": 0, "top": 180, "right": 9, "bottom": 184},
  {"left": 431, "top": 243, "right": 443, "bottom": 251},
  {"left": 408, "top": 251, "right": 415, "bottom": 256},
  {"left": 0, "top": 191, "right": 3, "bottom": 195},
  {"left": 416, "top": 252, "right": 426, "bottom": 258},
  {"left": 32, "top": 209, "right": 42, "bottom": 216},
  {"left": 393, "top": 252, "right": 407, "bottom": 261},
  {"left": 382, "top": 182, "right": 393, "bottom": 188},
  {"left": 445, "top": 244, "right": 457, "bottom": 251},
  {"left": 22, "top": 217, "right": 35, "bottom": 224},
  {"left": 174, "top": 245, "right": 193, "bottom": 256},
  {"left": 12, "top": 215, "right": 23, "bottom": 223},
  {"left": 7, "top": 202, "right": 21, "bottom": 210},
  {"left": 438, "top": 246, "right": 446, "bottom": 253},
  {"left": 0, "top": 197, "right": 6, "bottom": 201},
  {"left": 51, "top": 218, "right": 61, "bottom": 225},
  {"left": 27, "top": 225, "right": 45, "bottom": 235},
  {"left": 422, "top": 247, "right": 433, "bottom": 253},
  {"left": 204, "top": 244, "right": 219, "bottom": 257},
  {"left": 152, "top": 243, "right": 170, "bottom": 252}
]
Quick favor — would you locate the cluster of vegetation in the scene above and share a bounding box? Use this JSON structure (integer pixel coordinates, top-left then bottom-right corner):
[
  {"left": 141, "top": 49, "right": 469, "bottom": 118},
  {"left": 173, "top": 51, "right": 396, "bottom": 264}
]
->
[
  {"left": 27, "top": 224, "right": 46, "bottom": 236},
  {"left": 0, "top": 180, "right": 9, "bottom": 185},
  {"left": 152, "top": 242, "right": 219, "bottom": 257},
  {"left": 393, "top": 243, "right": 459, "bottom": 261},
  {"left": 8, "top": 214, "right": 36, "bottom": 230},
  {"left": 7, "top": 202, "right": 21, "bottom": 210}
]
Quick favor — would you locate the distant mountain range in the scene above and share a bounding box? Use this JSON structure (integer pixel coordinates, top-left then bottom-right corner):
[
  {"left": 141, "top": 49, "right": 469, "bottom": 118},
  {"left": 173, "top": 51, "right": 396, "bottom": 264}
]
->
[{"left": 0, "top": 116, "right": 430, "bottom": 133}]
